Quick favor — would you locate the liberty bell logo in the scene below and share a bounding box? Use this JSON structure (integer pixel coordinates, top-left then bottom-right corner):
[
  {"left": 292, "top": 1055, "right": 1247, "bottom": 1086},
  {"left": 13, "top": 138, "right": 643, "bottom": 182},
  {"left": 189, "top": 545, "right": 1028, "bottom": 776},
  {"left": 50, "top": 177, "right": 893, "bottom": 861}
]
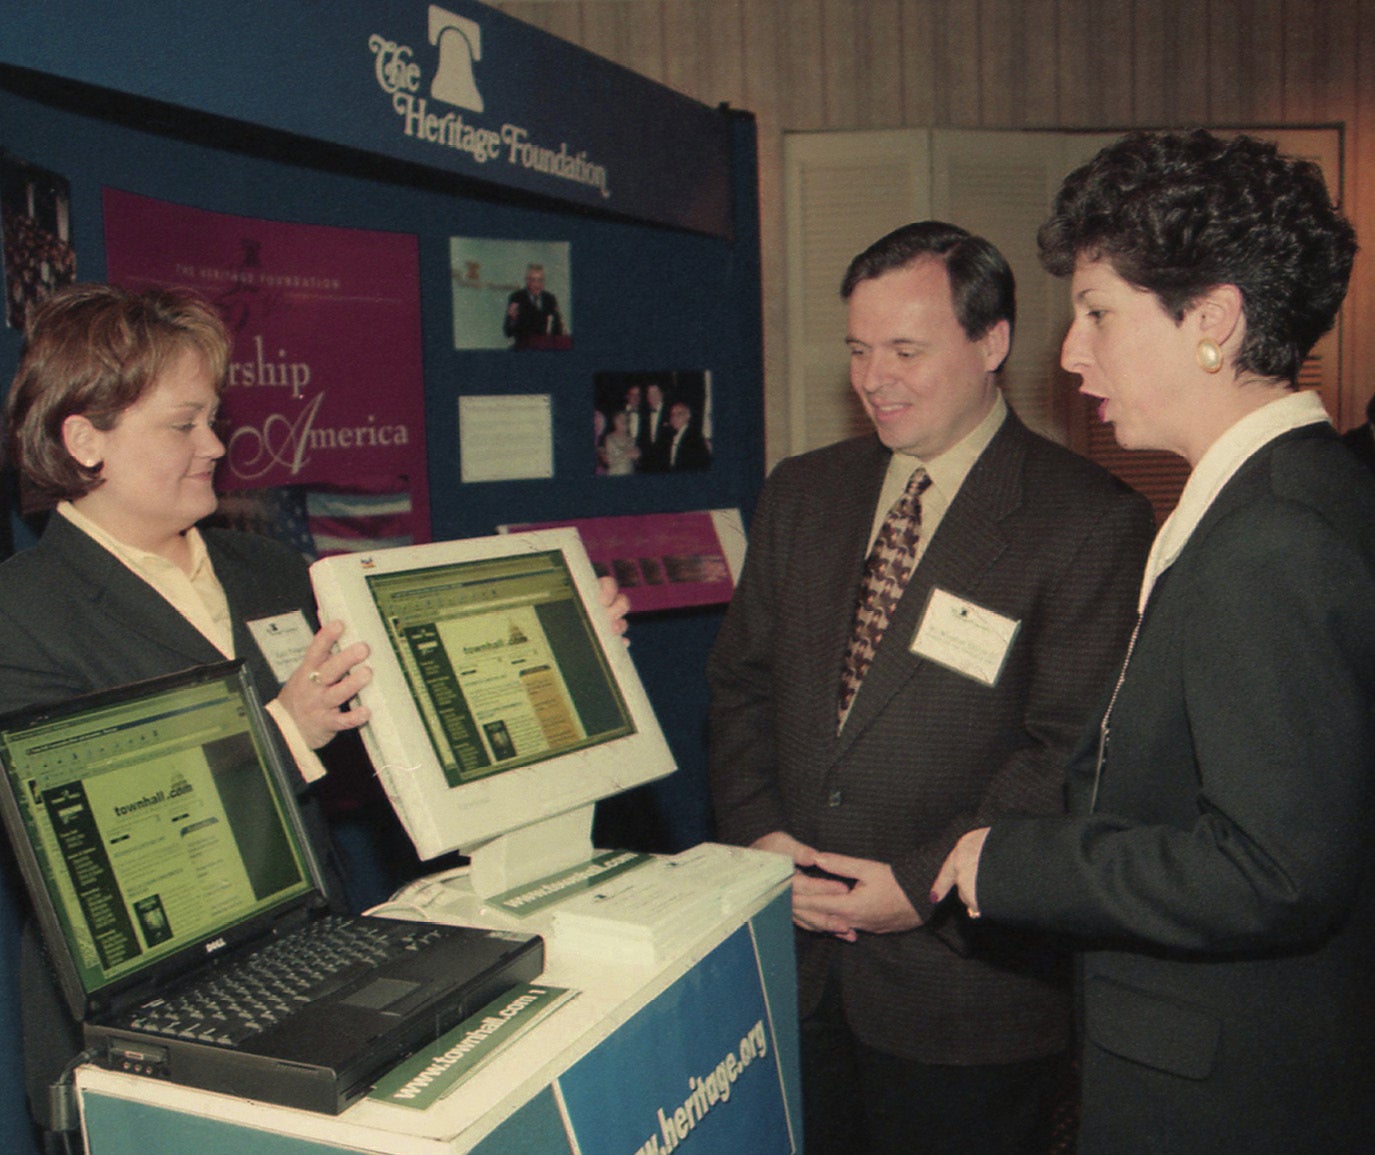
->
[{"left": 428, "top": 5, "right": 484, "bottom": 112}]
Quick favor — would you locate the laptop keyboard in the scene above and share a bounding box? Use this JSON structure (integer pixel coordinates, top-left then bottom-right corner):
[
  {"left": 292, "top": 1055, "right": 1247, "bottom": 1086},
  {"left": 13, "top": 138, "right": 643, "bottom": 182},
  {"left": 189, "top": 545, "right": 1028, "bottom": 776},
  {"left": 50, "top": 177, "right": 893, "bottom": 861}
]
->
[{"left": 124, "top": 914, "right": 450, "bottom": 1047}]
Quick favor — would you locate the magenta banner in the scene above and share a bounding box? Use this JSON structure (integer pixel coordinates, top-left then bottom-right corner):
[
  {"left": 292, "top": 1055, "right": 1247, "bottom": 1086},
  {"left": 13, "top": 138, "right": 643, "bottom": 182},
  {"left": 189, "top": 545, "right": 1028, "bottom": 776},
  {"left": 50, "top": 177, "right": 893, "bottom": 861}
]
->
[
  {"left": 102, "top": 188, "right": 430, "bottom": 553},
  {"left": 502, "top": 510, "right": 745, "bottom": 613}
]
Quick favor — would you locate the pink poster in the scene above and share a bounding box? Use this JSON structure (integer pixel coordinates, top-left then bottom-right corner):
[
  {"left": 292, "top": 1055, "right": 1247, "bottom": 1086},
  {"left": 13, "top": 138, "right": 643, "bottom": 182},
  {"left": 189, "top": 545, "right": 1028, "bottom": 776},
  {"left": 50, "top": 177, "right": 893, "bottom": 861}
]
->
[
  {"left": 102, "top": 188, "right": 429, "bottom": 554},
  {"left": 502, "top": 510, "right": 745, "bottom": 613}
]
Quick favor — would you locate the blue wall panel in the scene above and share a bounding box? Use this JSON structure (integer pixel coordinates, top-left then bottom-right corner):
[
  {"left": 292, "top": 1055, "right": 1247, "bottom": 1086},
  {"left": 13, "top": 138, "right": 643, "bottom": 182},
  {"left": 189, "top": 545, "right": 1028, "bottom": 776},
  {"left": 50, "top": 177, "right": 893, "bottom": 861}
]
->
[{"left": 0, "top": 54, "right": 762, "bottom": 1150}]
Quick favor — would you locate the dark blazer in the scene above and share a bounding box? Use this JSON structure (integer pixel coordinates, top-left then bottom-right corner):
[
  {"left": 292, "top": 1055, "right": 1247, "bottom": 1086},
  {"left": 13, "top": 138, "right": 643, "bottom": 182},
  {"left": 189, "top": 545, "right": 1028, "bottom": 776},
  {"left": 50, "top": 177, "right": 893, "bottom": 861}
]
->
[
  {"left": 503, "top": 288, "right": 562, "bottom": 345},
  {"left": 638, "top": 405, "right": 671, "bottom": 471},
  {"left": 0, "top": 514, "right": 342, "bottom": 1129},
  {"left": 980, "top": 424, "right": 1375, "bottom": 1151},
  {"left": 0, "top": 514, "right": 316, "bottom": 716},
  {"left": 668, "top": 425, "right": 712, "bottom": 471},
  {"left": 708, "top": 409, "right": 1156, "bottom": 1065},
  {"left": 1341, "top": 419, "right": 1375, "bottom": 473}
]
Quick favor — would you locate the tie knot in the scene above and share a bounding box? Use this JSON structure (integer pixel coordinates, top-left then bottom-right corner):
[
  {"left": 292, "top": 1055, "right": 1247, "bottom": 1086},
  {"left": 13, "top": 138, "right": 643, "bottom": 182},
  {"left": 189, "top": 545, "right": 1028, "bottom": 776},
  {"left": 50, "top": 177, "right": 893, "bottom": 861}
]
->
[{"left": 897, "top": 467, "right": 930, "bottom": 515}]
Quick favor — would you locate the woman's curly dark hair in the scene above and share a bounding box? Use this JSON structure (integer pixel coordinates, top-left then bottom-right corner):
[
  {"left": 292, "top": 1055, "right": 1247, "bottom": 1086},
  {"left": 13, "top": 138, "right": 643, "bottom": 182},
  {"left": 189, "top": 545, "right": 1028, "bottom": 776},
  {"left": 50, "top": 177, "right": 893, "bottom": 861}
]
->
[{"left": 1038, "top": 130, "right": 1357, "bottom": 385}]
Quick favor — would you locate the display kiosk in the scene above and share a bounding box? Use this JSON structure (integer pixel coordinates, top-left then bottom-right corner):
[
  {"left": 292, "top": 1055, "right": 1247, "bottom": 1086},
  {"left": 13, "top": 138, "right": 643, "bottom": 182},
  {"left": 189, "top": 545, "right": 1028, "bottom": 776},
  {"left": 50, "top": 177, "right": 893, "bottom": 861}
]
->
[
  {"left": 76, "top": 846, "right": 799, "bottom": 1154},
  {"left": 0, "top": 5, "right": 771, "bottom": 1151},
  {"left": 74, "top": 534, "right": 801, "bottom": 1152}
]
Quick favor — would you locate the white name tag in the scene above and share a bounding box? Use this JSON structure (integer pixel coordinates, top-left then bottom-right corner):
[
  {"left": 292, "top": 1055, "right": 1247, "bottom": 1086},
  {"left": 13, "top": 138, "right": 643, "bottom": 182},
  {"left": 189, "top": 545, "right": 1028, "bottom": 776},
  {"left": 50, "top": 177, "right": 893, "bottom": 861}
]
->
[
  {"left": 246, "top": 611, "right": 314, "bottom": 684},
  {"left": 910, "top": 588, "right": 1020, "bottom": 687}
]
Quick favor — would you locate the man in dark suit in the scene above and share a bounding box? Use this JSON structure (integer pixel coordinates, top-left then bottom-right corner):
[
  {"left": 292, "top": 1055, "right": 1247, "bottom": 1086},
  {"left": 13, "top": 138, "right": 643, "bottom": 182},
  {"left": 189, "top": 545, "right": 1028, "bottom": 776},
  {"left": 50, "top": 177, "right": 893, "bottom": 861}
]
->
[
  {"left": 707, "top": 222, "right": 1155, "bottom": 1153},
  {"left": 637, "top": 381, "right": 671, "bottom": 471},
  {"left": 620, "top": 383, "right": 645, "bottom": 448},
  {"left": 666, "top": 400, "right": 712, "bottom": 471},
  {"left": 503, "top": 262, "right": 563, "bottom": 348}
]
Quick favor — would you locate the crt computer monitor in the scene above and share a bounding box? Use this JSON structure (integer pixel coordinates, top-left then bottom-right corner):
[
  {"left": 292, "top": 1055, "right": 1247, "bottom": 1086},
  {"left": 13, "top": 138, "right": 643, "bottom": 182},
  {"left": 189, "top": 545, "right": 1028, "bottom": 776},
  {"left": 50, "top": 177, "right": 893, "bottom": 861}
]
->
[{"left": 310, "top": 529, "right": 675, "bottom": 898}]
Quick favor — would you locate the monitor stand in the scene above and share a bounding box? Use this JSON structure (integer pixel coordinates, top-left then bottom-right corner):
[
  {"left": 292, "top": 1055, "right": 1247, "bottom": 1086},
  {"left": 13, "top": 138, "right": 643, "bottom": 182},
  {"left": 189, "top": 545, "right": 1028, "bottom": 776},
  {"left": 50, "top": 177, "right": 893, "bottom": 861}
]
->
[
  {"left": 468, "top": 804, "right": 596, "bottom": 900},
  {"left": 378, "top": 805, "right": 602, "bottom": 935}
]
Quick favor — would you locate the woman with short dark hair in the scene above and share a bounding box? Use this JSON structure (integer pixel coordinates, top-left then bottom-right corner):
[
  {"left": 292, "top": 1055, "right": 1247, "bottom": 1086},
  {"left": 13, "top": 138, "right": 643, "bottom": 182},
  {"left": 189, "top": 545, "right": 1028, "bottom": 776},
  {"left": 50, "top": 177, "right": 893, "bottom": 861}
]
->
[
  {"left": 0, "top": 282, "right": 375, "bottom": 1146},
  {"left": 934, "top": 131, "right": 1375, "bottom": 1152}
]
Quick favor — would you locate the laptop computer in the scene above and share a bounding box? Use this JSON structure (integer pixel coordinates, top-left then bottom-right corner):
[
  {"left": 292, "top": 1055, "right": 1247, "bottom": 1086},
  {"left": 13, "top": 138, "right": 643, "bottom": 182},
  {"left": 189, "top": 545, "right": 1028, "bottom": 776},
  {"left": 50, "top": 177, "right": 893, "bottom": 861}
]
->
[{"left": 0, "top": 660, "right": 544, "bottom": 1114}]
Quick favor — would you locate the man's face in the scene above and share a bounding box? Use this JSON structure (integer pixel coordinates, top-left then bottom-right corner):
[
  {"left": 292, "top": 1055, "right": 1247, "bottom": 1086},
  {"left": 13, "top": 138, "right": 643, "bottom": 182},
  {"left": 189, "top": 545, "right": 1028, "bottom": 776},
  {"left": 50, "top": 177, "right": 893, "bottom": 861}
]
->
[
  {"left": 526, "top": 268, "right": 545, "bottom": 294},
  {"left": 670, "top": 403, "right": 691, "bottom": 430},
  {"left": 647, "top": 384, "right": 663, "bottom": 409},
  {"left": 626, "top": 386, "right": 641, "bottom": 408},
  {"left": 845, "top": 258, "right": 1008, "bottom": 458}
]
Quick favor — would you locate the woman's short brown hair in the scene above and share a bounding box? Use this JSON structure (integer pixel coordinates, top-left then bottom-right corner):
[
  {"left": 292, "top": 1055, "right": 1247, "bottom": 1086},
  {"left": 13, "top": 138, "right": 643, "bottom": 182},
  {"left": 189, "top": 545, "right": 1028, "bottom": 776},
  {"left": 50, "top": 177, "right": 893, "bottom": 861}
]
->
[{"left": 6, "top": 283, "right": 230, "bottom": 500}]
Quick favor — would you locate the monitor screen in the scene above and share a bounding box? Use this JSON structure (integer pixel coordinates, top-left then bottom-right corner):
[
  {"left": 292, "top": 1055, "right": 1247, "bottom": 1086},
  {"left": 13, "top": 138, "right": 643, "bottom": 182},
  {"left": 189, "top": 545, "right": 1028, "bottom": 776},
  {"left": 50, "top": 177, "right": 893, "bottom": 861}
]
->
[
  {"left": 310, "top": 530, "right": 674, "bottom": 884},
  {"left": 365, "top": 548, "right": 633, "bottom": 787}
]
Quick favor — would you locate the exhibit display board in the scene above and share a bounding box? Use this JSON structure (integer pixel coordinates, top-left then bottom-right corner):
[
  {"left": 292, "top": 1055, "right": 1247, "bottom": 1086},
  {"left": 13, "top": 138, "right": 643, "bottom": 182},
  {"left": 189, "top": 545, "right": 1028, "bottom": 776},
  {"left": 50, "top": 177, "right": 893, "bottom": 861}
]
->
[
  {"left": 0, "top": 5, "right": 766, "bottom": 1151},
  {"left": 0, "top": 1, "right": 733, "bottom": 238}
]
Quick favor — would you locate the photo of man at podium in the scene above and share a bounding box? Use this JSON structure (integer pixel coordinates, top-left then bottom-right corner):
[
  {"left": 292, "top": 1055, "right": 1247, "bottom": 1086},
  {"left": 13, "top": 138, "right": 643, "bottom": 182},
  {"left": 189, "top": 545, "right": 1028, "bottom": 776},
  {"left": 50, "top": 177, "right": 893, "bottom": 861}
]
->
[{"left": 504, "top": 262, "right": 569, "bottom": 349}]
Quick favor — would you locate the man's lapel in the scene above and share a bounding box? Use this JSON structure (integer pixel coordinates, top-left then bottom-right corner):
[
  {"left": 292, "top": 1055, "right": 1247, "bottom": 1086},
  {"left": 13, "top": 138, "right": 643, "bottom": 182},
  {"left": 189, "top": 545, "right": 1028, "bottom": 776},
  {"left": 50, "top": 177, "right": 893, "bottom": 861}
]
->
[{"left": 832, "top": 416, "right": 1026, "bottom": 754}]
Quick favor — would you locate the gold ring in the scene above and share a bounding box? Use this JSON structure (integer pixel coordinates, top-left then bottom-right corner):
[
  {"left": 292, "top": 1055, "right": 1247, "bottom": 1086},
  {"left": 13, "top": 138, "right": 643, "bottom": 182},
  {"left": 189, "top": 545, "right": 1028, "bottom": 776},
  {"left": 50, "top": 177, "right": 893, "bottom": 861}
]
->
[{"left": 308, "top": 671, "right": 323, "bottom": 686}]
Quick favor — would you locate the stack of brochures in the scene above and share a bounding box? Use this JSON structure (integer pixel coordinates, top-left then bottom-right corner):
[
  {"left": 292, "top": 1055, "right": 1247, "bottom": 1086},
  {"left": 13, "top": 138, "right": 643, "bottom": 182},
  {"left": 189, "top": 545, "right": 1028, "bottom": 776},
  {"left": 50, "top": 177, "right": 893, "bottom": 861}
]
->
[{"left": 550, "top": 843, "right": 792, "bottom": 965}]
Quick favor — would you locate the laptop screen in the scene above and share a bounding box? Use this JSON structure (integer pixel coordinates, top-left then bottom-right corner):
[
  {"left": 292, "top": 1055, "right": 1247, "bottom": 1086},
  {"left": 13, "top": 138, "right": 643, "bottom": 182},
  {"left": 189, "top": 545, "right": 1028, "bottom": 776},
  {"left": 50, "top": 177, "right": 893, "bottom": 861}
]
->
[{"left": 0, "top": 663, "right": 316, "bottom": 1004}]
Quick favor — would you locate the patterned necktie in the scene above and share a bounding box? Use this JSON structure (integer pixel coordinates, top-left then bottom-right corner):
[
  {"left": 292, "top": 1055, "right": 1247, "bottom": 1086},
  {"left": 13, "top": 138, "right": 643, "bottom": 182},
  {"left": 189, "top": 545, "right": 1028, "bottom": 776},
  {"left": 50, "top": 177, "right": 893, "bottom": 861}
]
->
[{"left": 837, "top": 467, "right": 931, "bottom": 729}]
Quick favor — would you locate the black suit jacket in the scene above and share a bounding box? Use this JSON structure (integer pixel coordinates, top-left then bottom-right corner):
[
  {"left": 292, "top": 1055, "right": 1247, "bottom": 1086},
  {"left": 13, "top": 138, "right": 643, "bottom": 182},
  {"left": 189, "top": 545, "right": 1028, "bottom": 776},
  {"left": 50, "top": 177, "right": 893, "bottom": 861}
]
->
[
  {"left": 1341, "top": 420, "right": 1375, "bottom": 473},
  {"left": 638, "top": 405, "right": 671, "bottom": 471},
  {"left": 668, "top": 426, "right": 712, "bottom": 471},
  {"left": 503, "top": 288, "right": 562, "bottom": 345},
  {"left": 0, "top": 515, "right": 343, "bottom": 1128},
  {"left": 0, "top": 515, "right": 315, "bottom": 716},
  {"left": 980, "top": 424, "right": 1375, "bottom": 1151},
  {"left": 708, "top": 410, "right": 1156, "bottom": 1064}
]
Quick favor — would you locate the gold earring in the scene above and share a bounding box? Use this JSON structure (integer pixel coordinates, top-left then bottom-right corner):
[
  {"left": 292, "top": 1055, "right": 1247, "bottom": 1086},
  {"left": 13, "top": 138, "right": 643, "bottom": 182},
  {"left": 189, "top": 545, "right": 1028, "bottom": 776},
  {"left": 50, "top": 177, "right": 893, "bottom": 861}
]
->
[{"left": 1196, "top": 339, "right": 1223, "bottom": 374}]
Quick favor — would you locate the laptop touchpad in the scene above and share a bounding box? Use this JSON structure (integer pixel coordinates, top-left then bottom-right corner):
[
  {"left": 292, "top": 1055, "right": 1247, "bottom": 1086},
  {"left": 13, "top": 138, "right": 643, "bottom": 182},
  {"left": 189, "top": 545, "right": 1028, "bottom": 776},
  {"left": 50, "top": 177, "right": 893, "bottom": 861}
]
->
[{"left": 345, "top": 977, "right": 421, "bottom": 1011}]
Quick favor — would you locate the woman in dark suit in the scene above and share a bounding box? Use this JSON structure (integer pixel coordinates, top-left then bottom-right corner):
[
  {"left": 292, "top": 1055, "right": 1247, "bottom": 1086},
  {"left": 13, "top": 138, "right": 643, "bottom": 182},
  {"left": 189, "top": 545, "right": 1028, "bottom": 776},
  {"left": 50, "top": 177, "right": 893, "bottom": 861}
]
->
[
  {"left": 0, "top": 284, "right": 627, "bottom": 1149},
  {"left": 933, "top": 131, "right": 1375, "bottom": 1152},
  {"left": 0, "top": 284, "right": 378, "bottom": 1149},
  {"left": 1, "top": 285, "right": 375, "bottom": 754}
]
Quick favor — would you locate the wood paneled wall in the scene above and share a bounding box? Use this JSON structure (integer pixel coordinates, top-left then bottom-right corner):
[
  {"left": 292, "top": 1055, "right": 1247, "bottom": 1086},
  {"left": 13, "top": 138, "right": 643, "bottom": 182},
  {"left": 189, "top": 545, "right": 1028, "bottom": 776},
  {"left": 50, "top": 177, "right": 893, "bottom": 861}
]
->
[{"left": 488, "top": 0, "right": 1375, "bottom": 464}]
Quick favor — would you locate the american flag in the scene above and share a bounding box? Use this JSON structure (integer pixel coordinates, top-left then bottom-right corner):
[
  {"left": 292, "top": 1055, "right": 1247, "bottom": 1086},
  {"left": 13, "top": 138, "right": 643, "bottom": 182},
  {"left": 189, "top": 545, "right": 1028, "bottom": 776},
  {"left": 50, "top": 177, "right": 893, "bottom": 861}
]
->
[{"left": 213, "top": 480, "right": 417, "bottom": 561}]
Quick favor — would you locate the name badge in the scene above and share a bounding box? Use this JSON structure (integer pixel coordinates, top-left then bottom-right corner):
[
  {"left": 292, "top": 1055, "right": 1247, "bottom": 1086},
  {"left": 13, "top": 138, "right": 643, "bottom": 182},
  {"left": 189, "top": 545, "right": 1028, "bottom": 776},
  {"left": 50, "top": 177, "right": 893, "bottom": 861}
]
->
[
  {"left": 246, "top": 611, "right": 314, "bottom": 684},
  {"left": 910, "top": 588, "right": 1020, "bottom": 687}
]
